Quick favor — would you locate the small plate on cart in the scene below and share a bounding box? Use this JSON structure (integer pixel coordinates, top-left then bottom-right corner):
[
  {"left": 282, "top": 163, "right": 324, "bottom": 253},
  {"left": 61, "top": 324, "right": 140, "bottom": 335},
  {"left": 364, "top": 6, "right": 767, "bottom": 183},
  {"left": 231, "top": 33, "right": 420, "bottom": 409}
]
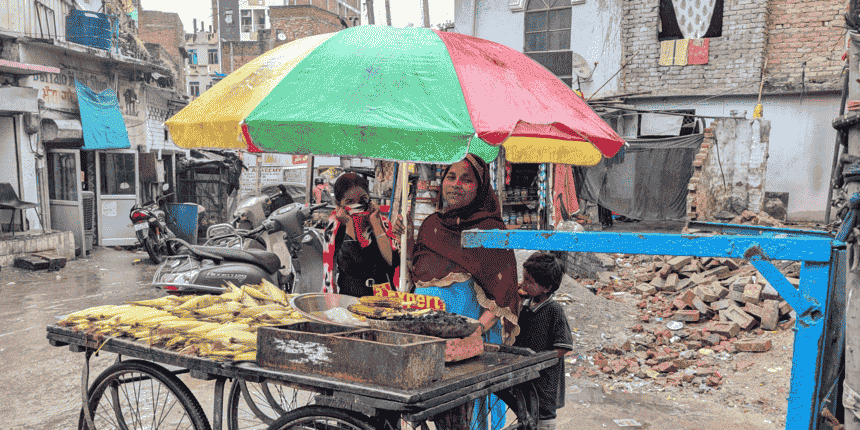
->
[{"left": 290, "top": 293, "right": 369, "bottom": 327}]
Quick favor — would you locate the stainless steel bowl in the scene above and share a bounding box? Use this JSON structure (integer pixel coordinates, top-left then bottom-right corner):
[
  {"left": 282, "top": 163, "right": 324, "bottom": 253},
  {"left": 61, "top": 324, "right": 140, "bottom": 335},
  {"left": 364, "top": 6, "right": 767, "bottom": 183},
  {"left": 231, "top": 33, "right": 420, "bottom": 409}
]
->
[{"left": 289, "top": 293, "right": 369, "bottom": 327}]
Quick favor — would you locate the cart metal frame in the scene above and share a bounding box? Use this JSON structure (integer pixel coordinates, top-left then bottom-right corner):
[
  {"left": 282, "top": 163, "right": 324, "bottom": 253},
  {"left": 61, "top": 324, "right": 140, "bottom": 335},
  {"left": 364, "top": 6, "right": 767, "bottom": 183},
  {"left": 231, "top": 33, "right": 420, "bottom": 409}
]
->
[
  {"left": 462, "top": 222, "right": 847, "bottom": 430},
  {"left": 47, "top": 325, "right": 557, "bottom": 430}
]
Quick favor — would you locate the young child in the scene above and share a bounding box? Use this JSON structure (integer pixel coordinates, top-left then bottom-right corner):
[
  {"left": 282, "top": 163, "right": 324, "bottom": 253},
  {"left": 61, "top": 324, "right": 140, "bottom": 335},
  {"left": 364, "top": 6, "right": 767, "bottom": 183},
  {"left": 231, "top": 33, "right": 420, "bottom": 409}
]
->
[{"left": 514, "top": 252, "right": 573, "bottom": 430}]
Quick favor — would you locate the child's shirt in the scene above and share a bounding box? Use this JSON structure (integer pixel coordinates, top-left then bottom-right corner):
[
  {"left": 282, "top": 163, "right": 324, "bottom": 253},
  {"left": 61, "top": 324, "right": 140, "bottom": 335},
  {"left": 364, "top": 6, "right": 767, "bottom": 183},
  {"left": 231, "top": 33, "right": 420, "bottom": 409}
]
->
[{"left": 513, "top": 294, "right": 574, "bottom": 420}]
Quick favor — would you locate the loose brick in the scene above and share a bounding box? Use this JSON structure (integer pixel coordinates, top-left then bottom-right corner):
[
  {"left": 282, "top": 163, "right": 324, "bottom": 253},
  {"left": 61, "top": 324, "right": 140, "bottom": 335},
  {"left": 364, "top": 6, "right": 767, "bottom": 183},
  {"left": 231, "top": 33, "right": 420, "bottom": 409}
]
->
[
  {"left": 707, "top": 321, "right": 740, "bottom": 337},
  {"left": 779, "top": 301, "right": 793, "bottom": 316},
  {"left": 609, "top": 359, "right": 628, "bottom": 374},
  {"left": 734, "top": 339, "right": 772, "bottom": 352},
  {"left": 695, "top": 367, "right": 715, "bottom": 377},
  {"left": 694, "top": 285, "right": 718, "bottom": 302},
  {"left": 631, "top": 324, "right": 644, "bottom": 333},
  {"left": 635, "top": 283, "right": 657, "bottom": 295},
  {"left": 701, "top": 266, "right": 729, "bottom": 279},
  {"left": 659, "top": 273, "right": 679, "bottom": 292},
  {"left": 674, "top": 310, "right": 700, "bottom": 322},
  {"left": 704, "top": 333, "right": 722, "bottom": 346},
  {"left": 724, "top": 304, "right": 757, "bottom": 330},
  {"left": 760, "top": 283, "right": 781, "bottom": 301},
  {"left": 650, "top": 276, "right": 665, "bottom": 289},
  {"left": 676, "top": 278, "right": 694, "bottom": 291},
  {"left": 743, "top": 283, "right": 763, "bottom": 303},
  {"left": 711, "top": 299, "right": 734, "bottom": 311},
  {"left": 658, "top": 263, "right": 672, "bottom": 279},
  {"left": 709, "top": 282, "right": 729, "bottom": 299},
  {"left": 655, "top": 361, "right": 677, "bottom": 373},
  {"left": 680, "top": 263, "right": 699, "bottom": 274},
  {"left": 731, "top": 276, "right": 751, "bottom": 292},
  {"left": 723, "top": 259, "right": 741, "bottom": 271},
  {"left": 667, "top": 256, "right": 692, "bottom": 270},
  {"left": 759, "top": 300, "right": 780, "bottom": 331},
  {"left": 728, "top": 289, "right": 746, "bottom": 303},
  {"left": 706, "top": 375, "right": 722, "bottom": 386}
]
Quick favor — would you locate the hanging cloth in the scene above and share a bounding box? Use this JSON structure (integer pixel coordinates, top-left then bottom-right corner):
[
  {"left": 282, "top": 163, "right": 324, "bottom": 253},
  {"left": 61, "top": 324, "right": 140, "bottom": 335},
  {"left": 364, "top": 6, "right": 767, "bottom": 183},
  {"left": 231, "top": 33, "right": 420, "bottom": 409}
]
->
[
  {"left": 553, "top": 164, "right": 579, "bottom": 226},
  {"left": 671, "top": 0, "right": 717, "bottom": 39}
]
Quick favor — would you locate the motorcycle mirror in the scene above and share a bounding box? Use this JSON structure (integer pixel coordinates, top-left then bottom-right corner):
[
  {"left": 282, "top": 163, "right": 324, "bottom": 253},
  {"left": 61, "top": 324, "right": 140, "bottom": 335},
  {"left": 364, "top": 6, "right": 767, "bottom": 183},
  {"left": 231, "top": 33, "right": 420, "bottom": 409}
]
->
[{"left": 162, "top": 183, "right": 170, "bottom": 191}]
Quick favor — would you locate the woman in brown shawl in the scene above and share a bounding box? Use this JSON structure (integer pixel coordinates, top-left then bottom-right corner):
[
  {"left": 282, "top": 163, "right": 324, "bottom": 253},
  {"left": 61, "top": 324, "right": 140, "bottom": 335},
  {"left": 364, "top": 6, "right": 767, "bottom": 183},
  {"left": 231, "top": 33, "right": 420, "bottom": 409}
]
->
[
  {"left": 393, "top": 154, "right": 521, "bottom": 342},
  {"left": 394, "top": 154, "right": 520, "bottom": 429}
]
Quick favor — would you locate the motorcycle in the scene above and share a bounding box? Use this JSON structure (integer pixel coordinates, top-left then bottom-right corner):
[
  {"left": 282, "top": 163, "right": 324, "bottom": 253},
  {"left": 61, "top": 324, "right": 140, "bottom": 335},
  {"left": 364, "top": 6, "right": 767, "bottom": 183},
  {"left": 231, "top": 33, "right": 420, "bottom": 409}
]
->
[
  {"left": 153, "top": 202, "right": 329, "bottom": 295},
  {"left": 130, "top": 185, "right": 177, "bottom": 264}
]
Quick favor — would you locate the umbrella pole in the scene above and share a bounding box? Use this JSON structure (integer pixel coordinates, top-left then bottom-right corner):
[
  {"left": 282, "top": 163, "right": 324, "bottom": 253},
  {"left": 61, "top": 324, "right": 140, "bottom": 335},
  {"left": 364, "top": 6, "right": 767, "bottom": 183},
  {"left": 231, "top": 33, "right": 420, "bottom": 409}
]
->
[{"left": 398, "top": 162, "right": 409, "bottom": 292}]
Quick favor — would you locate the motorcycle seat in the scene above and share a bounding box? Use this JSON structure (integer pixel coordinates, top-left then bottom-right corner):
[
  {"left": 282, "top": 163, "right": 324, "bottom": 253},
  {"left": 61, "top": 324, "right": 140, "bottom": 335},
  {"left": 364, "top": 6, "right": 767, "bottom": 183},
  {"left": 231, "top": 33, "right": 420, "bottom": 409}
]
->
[{"left": 192, "top": 246, "right": 281, "bottom": 275}]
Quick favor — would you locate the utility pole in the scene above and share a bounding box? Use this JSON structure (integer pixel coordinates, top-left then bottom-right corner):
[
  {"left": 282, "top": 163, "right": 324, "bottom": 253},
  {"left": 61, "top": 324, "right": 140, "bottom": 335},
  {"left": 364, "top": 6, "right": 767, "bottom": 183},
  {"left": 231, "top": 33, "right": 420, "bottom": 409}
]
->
[
  {"left": 384, "top": 0, "right": 391, "bottom": 26},
  {"left": 366, "top": 0, "right": 375, "bottom": 25},
  {"left": 421, "top": 0, "right": 430, "bottom": 28}
]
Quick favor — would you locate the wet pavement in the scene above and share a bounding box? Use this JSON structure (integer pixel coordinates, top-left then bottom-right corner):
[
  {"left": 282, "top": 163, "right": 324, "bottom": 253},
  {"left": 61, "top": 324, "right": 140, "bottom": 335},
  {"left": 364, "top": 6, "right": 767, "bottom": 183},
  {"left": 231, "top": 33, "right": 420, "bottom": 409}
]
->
[
  {"left": 0, "top": 247, "right": 164, "bottom": 429},
  {"left": 0, "top": 246, "right": 786, "bottom": 429}
]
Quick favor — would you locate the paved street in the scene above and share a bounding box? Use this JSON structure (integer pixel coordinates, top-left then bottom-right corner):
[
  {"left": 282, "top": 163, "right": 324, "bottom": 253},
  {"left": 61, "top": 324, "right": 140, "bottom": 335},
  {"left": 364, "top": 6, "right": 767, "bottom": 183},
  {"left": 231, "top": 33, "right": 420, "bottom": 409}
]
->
[{"left": 0, "top": 247, "right": 784, "bottom": 429}]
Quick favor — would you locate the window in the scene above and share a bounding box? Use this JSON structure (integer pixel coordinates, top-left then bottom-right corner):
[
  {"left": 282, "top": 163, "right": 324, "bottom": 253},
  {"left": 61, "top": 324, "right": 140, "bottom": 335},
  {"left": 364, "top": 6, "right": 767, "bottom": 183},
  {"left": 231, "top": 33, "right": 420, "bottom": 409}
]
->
[
  {"left": 523, "top": 0, "right": 573, "bottom": 87},
  {"left": 525, "top": 0, "right": 571, "bottom": 52},
  {"left": 99, "top": 153, "right": 136, "bottom": 196},
  {"left": 188, "top": 49, "right": 197, "bottom": 65},
  {"left": 208, "top": 49, "right": 218, "bottom": 65},
  {"left": 47, "top": 152, "right": 77, "bottom": 201},
  {"left": 659, "top": 0, "right": 723, "bottom": 41},
  {"left": 190, "top": 81, "right": 200, "bottom": 97}
]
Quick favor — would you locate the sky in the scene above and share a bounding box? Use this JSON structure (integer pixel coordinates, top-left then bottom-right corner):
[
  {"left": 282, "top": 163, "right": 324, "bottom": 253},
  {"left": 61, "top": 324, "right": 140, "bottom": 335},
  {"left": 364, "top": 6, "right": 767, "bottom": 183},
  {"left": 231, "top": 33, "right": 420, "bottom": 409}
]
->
[{"left": 140, "top": 0, "right": 455, "bottom": 34}]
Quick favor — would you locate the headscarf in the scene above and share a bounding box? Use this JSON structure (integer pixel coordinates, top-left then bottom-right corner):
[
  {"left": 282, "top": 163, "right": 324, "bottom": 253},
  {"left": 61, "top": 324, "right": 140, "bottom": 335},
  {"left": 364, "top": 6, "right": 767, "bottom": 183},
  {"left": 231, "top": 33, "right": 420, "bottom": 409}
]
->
[{"left": 411, "top": 154, "right": 521, "bottom": 337}]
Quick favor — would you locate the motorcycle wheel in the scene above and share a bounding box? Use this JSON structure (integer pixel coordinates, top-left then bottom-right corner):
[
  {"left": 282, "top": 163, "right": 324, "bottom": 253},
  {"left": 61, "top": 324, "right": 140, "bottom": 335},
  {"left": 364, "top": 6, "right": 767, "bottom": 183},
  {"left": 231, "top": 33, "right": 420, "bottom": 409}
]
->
[{"left": 144, "top": 229, "right": 164, "bottom": 264}]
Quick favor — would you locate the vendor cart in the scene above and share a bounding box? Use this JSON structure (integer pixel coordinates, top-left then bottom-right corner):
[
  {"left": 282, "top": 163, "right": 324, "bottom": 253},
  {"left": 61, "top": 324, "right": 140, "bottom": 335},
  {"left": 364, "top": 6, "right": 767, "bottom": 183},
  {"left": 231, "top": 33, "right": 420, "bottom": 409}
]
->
[{"left": 46, "top": 324, "right": 557, "bottom": 430}]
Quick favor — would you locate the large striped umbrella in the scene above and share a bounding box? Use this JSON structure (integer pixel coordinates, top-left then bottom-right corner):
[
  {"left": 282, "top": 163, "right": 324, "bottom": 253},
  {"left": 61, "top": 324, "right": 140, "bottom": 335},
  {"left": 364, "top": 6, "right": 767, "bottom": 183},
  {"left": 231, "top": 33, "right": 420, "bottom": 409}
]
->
[{"left": 166, "top": 25, "right": 624, "bottom": 166}]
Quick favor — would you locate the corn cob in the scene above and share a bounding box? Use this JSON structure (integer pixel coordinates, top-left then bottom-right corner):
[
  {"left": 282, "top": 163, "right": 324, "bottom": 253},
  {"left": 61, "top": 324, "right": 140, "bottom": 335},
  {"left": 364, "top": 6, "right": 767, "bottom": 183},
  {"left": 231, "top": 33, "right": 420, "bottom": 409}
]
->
[{"left": 358, "top": 295, "right": 403, "bottom": 308}]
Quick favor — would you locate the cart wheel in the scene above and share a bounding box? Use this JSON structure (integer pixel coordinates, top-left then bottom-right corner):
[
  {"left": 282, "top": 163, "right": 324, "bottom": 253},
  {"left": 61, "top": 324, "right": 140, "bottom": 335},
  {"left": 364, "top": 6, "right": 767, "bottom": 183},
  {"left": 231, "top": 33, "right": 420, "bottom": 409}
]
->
[
  {"left": 227, "top": 379, "right": 316, "bottom": 430},
  {"left": 78, "top": 359, "right": 210, "bottom": 430},
  {"left": 266, "top": 406, "right": 376, "bottom": 430}
]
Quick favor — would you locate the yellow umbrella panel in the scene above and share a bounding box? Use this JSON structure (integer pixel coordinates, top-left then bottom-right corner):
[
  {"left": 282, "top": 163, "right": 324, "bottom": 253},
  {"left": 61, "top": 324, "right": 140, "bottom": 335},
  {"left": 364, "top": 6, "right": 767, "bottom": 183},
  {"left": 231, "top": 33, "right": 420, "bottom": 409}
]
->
[{"left": 166, "top": 33, "right": 335, "bottom": 150}]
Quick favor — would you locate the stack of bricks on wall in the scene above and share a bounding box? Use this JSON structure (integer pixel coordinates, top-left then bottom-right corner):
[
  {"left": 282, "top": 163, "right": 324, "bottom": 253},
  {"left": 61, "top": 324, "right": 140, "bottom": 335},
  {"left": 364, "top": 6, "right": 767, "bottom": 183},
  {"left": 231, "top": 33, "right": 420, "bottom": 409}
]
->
[{"left": 571, "top": 254, "right": 796, "bottom": 389}]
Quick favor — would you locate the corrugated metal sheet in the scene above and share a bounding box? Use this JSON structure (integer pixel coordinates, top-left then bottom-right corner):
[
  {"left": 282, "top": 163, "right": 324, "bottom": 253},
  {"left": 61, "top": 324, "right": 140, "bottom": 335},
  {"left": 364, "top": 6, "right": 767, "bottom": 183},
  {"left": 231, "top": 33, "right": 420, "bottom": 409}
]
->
[{"left": 0, "top": 0, "right": 72, "bottom": 40}]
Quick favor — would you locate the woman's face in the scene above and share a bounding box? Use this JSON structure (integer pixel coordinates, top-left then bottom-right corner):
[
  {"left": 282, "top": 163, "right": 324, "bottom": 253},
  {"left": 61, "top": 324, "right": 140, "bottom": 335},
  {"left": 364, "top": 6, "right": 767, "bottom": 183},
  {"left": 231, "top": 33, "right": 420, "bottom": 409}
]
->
[
  {"left": 338, "top": 185, "right": 369, "bottom": 209},
  {"left": 442, "top": 161, "right": 479, "bottom": 211}
]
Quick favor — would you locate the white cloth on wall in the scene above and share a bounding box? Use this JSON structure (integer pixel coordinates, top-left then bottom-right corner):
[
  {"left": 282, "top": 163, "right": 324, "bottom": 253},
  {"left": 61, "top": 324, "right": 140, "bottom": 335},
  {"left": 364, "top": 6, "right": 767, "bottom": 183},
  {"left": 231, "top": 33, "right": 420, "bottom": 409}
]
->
[{"left": 671, "top": 0, "right": 717, "bottom": 39}]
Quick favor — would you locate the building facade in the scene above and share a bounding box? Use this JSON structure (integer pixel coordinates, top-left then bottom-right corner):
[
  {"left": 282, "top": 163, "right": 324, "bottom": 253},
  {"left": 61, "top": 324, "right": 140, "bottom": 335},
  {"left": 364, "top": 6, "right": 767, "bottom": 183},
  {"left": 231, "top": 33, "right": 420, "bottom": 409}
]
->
[
  {"left": 213, "top": 0, "right": 359, "bottom": 73},
  {"left": 185, "top": 23, "right": 221, "bottom": 100},
  {"left": 455, "top": 0, "right": 845, "bottom": 222},
  {"left": 0, "top": 0, "right": 188, "bottom": 260}
]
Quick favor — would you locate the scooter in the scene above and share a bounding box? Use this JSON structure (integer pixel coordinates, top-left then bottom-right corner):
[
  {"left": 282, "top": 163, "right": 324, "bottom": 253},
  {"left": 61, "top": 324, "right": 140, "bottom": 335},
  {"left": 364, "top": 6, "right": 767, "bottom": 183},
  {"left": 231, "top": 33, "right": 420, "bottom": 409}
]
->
[
  {"left": 130, "top": 184, "right": 177, "bottom": 264},
  {"left": 152, "top": 202, "right": 329, "bottom": 295}
]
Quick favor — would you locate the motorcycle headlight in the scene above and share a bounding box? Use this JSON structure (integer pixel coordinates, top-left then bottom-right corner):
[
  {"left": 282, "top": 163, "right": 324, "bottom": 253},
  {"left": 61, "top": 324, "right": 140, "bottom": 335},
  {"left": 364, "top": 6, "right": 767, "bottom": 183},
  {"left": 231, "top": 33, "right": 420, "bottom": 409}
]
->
[{"left": 160, "top": 269, "right": 200, "bottom": 285}]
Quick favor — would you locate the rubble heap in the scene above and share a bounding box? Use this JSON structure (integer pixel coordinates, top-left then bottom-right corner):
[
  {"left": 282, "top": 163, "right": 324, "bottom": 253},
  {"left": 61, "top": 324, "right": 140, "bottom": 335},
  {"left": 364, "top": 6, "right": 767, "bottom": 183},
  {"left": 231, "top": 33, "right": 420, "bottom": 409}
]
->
[{"left": 573, "top": 255, "right": 797, "bottom": 390}]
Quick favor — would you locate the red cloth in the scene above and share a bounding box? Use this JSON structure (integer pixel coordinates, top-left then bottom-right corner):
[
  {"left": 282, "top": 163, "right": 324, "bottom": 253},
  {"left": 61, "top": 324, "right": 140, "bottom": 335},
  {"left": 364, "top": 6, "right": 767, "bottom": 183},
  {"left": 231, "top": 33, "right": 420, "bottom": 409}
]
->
[{"left": 553, "top": 164, "right": 578, "bottom": 225}]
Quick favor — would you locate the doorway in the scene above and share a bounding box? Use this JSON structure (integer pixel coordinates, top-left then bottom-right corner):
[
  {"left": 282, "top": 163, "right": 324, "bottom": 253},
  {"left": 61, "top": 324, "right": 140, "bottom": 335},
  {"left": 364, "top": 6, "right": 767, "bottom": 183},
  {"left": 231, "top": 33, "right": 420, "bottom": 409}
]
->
[
  {"left": 96, "top": 150, "right": 139, "bottom": 246},
  {"left": 46, "top": 149, "right": 85, "bottom": 255}
]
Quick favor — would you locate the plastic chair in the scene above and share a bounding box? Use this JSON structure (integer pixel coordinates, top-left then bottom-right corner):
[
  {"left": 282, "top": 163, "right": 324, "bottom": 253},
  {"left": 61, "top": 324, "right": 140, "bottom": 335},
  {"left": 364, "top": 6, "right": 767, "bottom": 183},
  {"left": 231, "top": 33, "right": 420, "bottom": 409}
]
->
[{"left": 0, "top": 183, "right": 41, "bottom": 236}]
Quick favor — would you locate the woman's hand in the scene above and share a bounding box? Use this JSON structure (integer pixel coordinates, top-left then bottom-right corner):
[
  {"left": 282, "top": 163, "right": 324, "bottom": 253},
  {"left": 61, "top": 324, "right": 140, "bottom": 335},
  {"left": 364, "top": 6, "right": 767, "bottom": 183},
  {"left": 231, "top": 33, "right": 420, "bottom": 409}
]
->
[
  {"left": 368, "top": 202, "right": 384, "bottom": 230},
  {"left": 391, "top": 213, "right": 412, "bottom": 237},
  {"left": 334, "top": 207, "right": 351, "bottom": 225}
]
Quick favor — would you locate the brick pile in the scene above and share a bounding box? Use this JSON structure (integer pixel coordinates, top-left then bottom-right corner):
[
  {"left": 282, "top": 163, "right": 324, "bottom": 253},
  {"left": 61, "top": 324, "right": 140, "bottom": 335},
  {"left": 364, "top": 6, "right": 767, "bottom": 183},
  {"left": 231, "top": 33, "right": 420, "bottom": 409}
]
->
[{"left": 573, "top": 255, "right": 797, "bottom": 389}]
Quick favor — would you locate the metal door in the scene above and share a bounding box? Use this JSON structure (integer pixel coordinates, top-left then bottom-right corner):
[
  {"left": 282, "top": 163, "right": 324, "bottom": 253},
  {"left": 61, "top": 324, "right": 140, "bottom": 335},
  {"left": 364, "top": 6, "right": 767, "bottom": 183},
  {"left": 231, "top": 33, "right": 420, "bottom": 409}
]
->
[
  {"left": 96, "top": 150, "right": 139, "bottom": 246},
  {"left": 46, "top": 149, "right": 85, "bottom": 255}
]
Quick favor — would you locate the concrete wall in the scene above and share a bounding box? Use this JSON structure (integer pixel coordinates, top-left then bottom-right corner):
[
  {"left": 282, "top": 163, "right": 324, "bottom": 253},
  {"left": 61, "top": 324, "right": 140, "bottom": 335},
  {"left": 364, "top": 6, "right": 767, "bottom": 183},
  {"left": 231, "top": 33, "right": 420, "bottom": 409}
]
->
[
  {"left": 633, "top": 92, "right": 840, "bottom": 221},
  {"left": 571, "top": 0, "right": 623, "bottom": 97},
  {"left": 454, "top": 0, "right": 623, "bottom": 97},
  {"left": 0, "top": 230, "right": 75, "bottom": 267}
]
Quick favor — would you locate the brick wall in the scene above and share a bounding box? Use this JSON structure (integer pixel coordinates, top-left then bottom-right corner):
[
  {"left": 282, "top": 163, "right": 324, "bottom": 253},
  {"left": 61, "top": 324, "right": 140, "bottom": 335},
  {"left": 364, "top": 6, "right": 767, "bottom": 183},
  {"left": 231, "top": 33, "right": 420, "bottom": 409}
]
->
[
  {"left": 687, "top": 128, "right": 713, "bottom": 220},
  {"left": 764, "top": 0, "right": 844, "bottom": 92},
  {"left": 140, "top": 10, "right": 186, "bottom": 90},
  {"left": 269, "top": 5, "right": 348, "bottom": 47},
  {"left": 221, "top": 36, "right": 271, "bottom": 73},
  {"left": 622, "top": 0, "right": 768, "bottom": 96}
]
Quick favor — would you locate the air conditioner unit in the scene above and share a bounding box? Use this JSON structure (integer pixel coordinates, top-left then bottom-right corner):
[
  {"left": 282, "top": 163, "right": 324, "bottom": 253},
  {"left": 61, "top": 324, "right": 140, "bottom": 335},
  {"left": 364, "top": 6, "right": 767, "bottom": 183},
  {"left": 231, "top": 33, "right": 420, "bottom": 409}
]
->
[
  {"left": 81, "top": 191, "right": 95, "bottom": 253},
  {"left": 81, "top": 191, "right": 95, "bottom": 232}
]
